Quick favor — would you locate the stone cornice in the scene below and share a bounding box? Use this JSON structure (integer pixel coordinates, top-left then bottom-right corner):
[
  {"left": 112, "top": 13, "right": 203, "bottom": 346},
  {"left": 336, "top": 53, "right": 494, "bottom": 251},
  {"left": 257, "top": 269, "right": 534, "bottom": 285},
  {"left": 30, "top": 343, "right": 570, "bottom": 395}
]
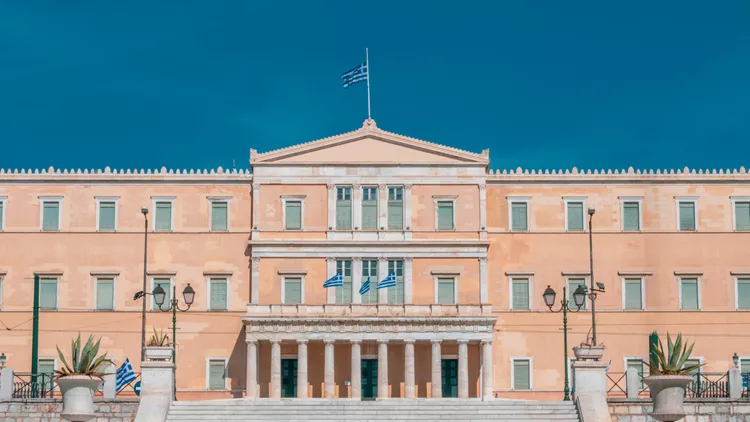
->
[
  {"left": 488, "top": 166, "right": 750, "bottom": 183},
  {"left": 0, "top": 166, "right": 252, "bottom": 183}
]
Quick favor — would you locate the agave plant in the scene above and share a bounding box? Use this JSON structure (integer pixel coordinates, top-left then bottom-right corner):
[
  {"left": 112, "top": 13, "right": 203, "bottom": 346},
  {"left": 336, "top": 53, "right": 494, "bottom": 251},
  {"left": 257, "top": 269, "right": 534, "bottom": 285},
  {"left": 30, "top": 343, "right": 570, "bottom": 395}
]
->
[
  {"left": 648, "top": 332, "right": 702, "bottom": 376},
  {"left": 146, "top": 327, "right": 171, "bottom": 347},
  {"left": 55, "top": 334, "right": 112, "bottom": 378}
]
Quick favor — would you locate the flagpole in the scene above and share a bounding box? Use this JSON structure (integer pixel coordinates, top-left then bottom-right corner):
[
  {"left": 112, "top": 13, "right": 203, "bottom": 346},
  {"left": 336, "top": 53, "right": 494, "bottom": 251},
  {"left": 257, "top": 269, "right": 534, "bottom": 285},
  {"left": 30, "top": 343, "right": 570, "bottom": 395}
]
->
[{"left": 366, "top": 48, "right": 371, "bottom": 119}]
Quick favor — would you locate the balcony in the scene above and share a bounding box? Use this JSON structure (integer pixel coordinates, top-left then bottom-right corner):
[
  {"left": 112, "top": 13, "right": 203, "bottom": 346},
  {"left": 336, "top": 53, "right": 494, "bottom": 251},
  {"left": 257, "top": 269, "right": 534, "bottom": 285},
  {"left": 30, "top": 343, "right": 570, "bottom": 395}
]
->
[{"left": 245, "top": 303, "right": 493, "bottom": 318}]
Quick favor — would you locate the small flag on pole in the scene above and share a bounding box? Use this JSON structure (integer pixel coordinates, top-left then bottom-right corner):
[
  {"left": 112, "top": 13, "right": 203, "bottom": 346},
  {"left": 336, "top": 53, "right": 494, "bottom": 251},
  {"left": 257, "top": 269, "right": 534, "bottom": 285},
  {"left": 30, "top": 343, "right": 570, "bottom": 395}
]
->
[
  {"left": 323, "top": 273, "right": 344, "bottom": 288},
  {"left": 377, "top": 273, "right": 397, "bottom": 289},
  {"left": 341, "top": 63, "right": 368, "bottom": 88},
  {"left": 115, "top": 358, "right": 137, "bottom": 392},
  {"left": 359, "top": 277, "right": 371, "bottom": 295}
]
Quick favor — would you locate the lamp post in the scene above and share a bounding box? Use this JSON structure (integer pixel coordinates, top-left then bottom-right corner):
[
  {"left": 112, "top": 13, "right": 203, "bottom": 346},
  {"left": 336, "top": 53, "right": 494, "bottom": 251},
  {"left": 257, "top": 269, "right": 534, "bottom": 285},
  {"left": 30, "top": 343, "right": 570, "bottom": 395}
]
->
[
  {"left": 587, "top": 207, "right": 606, "bottom": 346},
  {"left": 152, "top": 283, "right": 195, "bottom": 400},
  {"left": 0, "top": 352, "right": 6, "bottom": 368},
  {"left": 140, "top": 206, "right": 149, "bottom": 362},
  {"left": 543, "top": 284, "right": 587, "bottom": 401}
]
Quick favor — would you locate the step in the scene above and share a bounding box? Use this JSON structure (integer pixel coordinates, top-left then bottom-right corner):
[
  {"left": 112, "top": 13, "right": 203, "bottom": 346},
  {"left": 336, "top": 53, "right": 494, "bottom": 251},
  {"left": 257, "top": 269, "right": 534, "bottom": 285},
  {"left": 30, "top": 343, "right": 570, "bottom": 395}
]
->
[{"left": 167, "top": 417, "right": 579, "bottom": 422}]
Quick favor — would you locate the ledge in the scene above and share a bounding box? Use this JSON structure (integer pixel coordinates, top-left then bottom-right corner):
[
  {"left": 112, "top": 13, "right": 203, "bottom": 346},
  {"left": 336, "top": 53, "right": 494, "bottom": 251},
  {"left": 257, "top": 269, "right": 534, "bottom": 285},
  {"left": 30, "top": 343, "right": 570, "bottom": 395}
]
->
[{"left": 245, "top": 303, "right": 494, "bottom": 318}]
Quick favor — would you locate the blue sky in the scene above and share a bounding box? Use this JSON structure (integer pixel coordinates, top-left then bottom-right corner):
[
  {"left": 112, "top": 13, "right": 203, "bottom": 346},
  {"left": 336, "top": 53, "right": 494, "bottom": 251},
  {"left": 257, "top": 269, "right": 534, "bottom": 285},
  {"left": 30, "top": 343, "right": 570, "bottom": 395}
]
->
[{"left": 1, "top": 1, "right": 748, "bottom": 171}]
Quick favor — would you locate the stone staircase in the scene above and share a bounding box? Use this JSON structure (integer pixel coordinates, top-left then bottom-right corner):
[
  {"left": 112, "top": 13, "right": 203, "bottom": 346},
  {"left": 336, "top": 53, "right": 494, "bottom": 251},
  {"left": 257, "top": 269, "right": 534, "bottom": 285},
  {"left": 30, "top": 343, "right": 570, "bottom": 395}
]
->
[{"left": 166, "top": 399, "right": 581, "bottom": 421}]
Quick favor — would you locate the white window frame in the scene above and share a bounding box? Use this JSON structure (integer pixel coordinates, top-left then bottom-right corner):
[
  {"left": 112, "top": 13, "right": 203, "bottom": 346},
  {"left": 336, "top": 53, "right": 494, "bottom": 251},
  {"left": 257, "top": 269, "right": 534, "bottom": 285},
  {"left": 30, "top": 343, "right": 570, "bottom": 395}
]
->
[
  {"left": 677, "top": 275, "right": 702, "bottom": 311},
  {"left": 433, "top": 274, "right": 459, "bottom": 304},
  {"left": 93, "top": 275, "right": 117, "bottom": 311},
  {"left": 563, "top": 197, "right": 587, "bottom": 232},
  {"left": 281, "top": 195, "right": 306, "bottom": 231},
  {"left": 735, "top": 275, "right": 750, "bottom": 310},
  {"left": 150, "top": 276, "right": 174, "bottom": 311},
  {"left": 433, "top": 196, "right": 457, "bottom": 231},
  {"left": 621, "top": 276, "right": 645, "bottom": 311},
  {"left": 39, "top": 196, "right": 63, "bottom": 232},
  {"left": 387, "top": 186, "right": 404, "bottom": 231},
  {"left": 206, "top": 276, "right": 231, "bottom": 311},
  {"left": 281, "top": 273, "right": 306, "bottom": 304},
  {"left": 207, "top": 196, "right": 231, "bottom": 232},
  {"left": 510, "top": 357, "right": 534, "bottom": 390},
  {"left": 95, "top": 196, "right": 120, "bottom": 232},
  {"left": 205, "top": 357, "right": 229, "bottom": 390},
  {"left": 731, "top": 196, "right": 750, "bottom": 232},
  {"left": 0, "top": 196, "right": 7, "bottom": 231},
  {"left": 37, "top": 276, "right": 60, "bottom": 311},
  {"left": 361, "top": 186, "right": 379, "bottom": 231},
  {"left": 675, "top": 196, "right": 699, "bottom": 232},
  {"left": 619, "top": 196, "right": 643, "bottom": 232},
  {"left": 151, "top": 196, "right": 176, "bottom": 232},
  {"left": 624, "top": 356, "right": 648, "bottom": 388},
  {"left": 508, "top": 275, "right": 533, "bottom": 310},
  {"left": 507, "top": 196, "right": 531, "bottom": 232},
  {"left": 738, "top": 356, "right": 750, "bottom": 374},
  {"left": 335, "top": 186, "right": 353, "bottom": 231}
]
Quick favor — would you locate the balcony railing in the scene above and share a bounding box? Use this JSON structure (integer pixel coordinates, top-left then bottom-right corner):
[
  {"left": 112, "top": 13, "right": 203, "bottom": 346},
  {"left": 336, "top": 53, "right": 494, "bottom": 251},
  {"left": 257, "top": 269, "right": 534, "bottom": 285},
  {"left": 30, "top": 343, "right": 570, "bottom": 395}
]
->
[
  {"left": 686, "top": 373, "right": 729, "bottom": 399},
  {"left": 12, "top": 373, "right": 55, "bottom": 399},
  {"left": 246, "top": 303, "right": 493, "bottom": 317}
]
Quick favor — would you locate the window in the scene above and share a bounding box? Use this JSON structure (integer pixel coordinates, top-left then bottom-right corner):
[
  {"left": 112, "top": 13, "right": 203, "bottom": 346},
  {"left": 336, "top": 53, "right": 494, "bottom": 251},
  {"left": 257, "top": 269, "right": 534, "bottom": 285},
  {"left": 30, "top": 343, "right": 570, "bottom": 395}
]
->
[
  {"left": 626, "top": 358, "right": 646, "bottom": 388},
  {"left": 620, "top": 198, "right": 642, "bottom": 232},
  {"left": 96, "top": 197, "right": 118, "bottom": 232},
  {"left": 737, "top": 277, "right": 750, "bottom": 310},
  {"left": 0, "top": 196, "right": 6, "bottom": 231},
  {"left": 436, "top": 277, "right": 456, "bottom": 304},
  {"left": 623, "top": 277, "right": 644, "bottom": 310},
  {"left": 733, "top": 198, "right": 750, "bottom": 231},
  {"left": 362, "top": 187, "right": 378, "bottom": 231},
  {"left": 38, "top": 358, "right": 56, "bottom": 383},
  {"left": 510, "top": 277, "right": 530, "bottom": 310},
  {"left": 207, "top": 359, "right": 227, "bottom": 390},
  {"left": 96, "top": 277, "right": 115, "bottom": 310},
  {"left": 508, "top": 198, "right": 529, "bottom": 232},
  {"left": 40, "top": 197, "right": 62, "bottom": 231},
  {"left": 39, "top": 277, "right": 58, "bottom": 310},
  {"left": 680, "top": 277, "right": 700, "bottom": 310},
  {"left": 208, "top": 278, "right": 228, "bottom": 310},
  {"left": 740, "top": 358, "right": 750, "bottom": 377},
  {"left": 436, "top": 200, "right": 455, "bottom": 231},
  {"left": 565, "top": 198, "right": 585, "bottom": 232},
  {"left": 335, "top": 260, "right": 352, "bottom": 304},
  {"left": 151, "top": 278, "right": 172, "bottom": 310},
  {"left": 152, "top": 197, "right": 175, "bottom": 232},
  {"left": 336, "top": 187, "right": 352, "bottom": 230},
  {"left": 512, "top": 358, "right": 532, "bottom": 390},
  {"left": 676, "top": 198, "right": 698, "bottom": 232},
  {"left": 683, "top": 358, "right": 702, "bottom": 384},
  {"left": 284, "top": 199, "right": 302, "bottom": 231},
  {"left": 387, "top": 260, "right": 404, "bottom": 304},
  {"left": 361, "top": 260, "right": 379, "bottom": 304},
  {"left": 568, "top": 278, "right": 587, "bottom": 310},
  {"left": 387, "top": 187, "right": 403, "bottom": 230},
  {"left": 210, "top": 199, "right": 229, "bottom": 232},
  {"left": 283, "top": 277, "right": 302, "bottom": 305}
]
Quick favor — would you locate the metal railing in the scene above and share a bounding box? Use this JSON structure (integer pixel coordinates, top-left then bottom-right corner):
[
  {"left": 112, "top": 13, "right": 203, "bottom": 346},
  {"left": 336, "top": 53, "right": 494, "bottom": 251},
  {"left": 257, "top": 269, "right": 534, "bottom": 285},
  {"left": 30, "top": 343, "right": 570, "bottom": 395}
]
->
[
  {"left": 606, "top": 372, "right": 627, "bottom": 397},
  {"left": 93, "top": 372, "right": 142, "bottom": 398},
  {"left": 12, "top": 373, "right": 56, "bottom": 399},
  {"left": 686, "top": 373, "right": 728, "bottom": 399}
]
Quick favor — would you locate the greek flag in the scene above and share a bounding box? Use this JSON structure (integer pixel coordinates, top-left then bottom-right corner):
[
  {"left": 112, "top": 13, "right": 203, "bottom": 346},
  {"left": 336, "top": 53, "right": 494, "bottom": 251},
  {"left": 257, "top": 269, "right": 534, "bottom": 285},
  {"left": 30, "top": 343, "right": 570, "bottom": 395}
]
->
[
  {"left": 359, "top": 277, "right": 371, "bottom": 295},
  {"left": 115, "top": 358, "right": 136, "bottom": 391},
  {"left": 377, "top": 273, "right": 397, "bottom": 289},
  {"left": 341, "top": 63, "right": 367, "bottom": 88},
  {"left": 323, "top": 273, "right": 343, "bottom": 288}
]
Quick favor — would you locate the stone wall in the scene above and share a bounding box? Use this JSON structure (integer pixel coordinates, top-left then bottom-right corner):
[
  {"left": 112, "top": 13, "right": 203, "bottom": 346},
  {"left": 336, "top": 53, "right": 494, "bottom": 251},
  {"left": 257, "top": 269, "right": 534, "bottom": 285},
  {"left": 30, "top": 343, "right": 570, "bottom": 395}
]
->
[
  {"left": 609, "top": 398, "right": 750, "bottom": 422},
  {"left": 0, "top": 398, "right": 138, "bottom": 421}
]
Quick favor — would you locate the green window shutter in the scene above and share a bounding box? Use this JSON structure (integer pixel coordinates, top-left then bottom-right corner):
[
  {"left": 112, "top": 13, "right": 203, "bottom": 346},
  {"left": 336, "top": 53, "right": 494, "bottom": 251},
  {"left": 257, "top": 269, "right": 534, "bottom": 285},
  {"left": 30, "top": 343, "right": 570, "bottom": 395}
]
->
[
  {"left": 362, "top": 201, "right": 377, "bottom": 230},
  {"left": 211, "top": 202, "right": 228, "bottom": 231},
  {"left": 360, "top": 260, "right": 377, "bottom": 304},
  {"left": 96, "top": 278, "right": 114, "bottom": 310},
  {"left": 680, "top": 278, "right": 699, "bottom": 310},
  {"left": 437, "top": 278, "right": 455, "bottom": 304},
  {"left": 336, "top": 201, "right": 352, "bottom": 230},
  {"left": 388, "top": 202, "right": 403, "bottom": 230},
  {"left": 568, "top": 279, "right": 586, "bottom": 309},
  {"left": 152, "top": 279, "right": 171, "bottom": 310},
  {"left": 284, "top": 278, "right": 302, "bottom": 304},
  {"left": 210, "top": 279, "right": 228, "bottom": 310},
  {"left": 335, "top": 260, "right": 353, "bottom": 304},
  {"left": 155, "top": 202, "right": 172, "bottom": 231},
  {"left": 98, "top": 202, "right": 116, "bottom": 231},
  {"left": 513, "top": 360, "right": 531, "bottom": 390},
  {"left": 387, "top": 260, "right": 404, "bottom": 305},
  {"left": 511, "top": 203, "right": 528, "bottom": 231},
  {"left": 623, "top": 202, "right": 640, "bottom": 231},
  {"left": 285, "top": 201, "right": 302, "bottom": 230},
  {"left": 437, "top": 201, "right": 454, "bottom": 230},
  {"left": 679, "top": 202, "right": 696, "bottom": 231},
  {"left": 512, "top": 279, "right": 529, "bottom": 310},
  {"left": 208, "top": 360, "right": 226, "bottom": 390},
  {"left": 624, "top": 279, "right": 642, "bottom": 310},
  {"left": 42, "top": 202, "right": 60, "bottom": 231},
  {"left": 39, "top": 279, "right": 58, "bottom": 309},
  {"left": 738, "top": 279, "right": 750, "bottom": 310},
  {"left": 567, "top": 202, "right": 584, "bottom": 231},
  {"left": 736, "top": 202, "right": 750, "bottom": 231}
]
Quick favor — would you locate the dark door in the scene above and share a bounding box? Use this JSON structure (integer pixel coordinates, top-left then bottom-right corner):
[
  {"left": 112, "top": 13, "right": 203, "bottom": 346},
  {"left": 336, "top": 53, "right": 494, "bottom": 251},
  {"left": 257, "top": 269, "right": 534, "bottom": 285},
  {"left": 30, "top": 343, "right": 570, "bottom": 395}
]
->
[
  {"left": 361, "top": 359, "right": 378, "bottom": 400},
  {"left": 281, "top": 359, "right": 297, "bottom": 398},
  {"left": 442, "top": 359, "right": 458, "bottom": 398}
]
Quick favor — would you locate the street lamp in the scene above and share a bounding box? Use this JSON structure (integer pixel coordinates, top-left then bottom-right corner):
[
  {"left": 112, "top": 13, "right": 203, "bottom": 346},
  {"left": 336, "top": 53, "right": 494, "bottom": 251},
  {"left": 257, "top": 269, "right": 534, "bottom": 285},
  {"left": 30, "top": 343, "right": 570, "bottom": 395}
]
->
[
  {"left": 140, "top": 206, "right": 149, "bottom": 362},
  {"left": 0, "top": 352, "right": 6, "bottom": 368},
  {"left": 733, "top": 352, "right": 740, "bottom": 368},
  {"left": 544, "top": 284, "right": 586, "bottom": 401},
  {"left": 152, "top": 283, "right": 195, "bottom": 400},
  {"left": 587, "top": 208, "right": 606, "bottom": 346}
]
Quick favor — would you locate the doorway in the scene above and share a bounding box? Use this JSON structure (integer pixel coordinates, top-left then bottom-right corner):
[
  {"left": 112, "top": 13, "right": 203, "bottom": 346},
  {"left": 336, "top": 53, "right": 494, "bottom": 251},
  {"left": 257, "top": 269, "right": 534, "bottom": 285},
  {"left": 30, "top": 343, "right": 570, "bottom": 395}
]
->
[
  {"left": 281, "top": 358, "right": 297, "bottom": 398},
  {"left": 361, "top": 359, "right": 378, "bottom": 400},
  {"left": 442, "top": 359, "right": 458, "bottom": 398}
]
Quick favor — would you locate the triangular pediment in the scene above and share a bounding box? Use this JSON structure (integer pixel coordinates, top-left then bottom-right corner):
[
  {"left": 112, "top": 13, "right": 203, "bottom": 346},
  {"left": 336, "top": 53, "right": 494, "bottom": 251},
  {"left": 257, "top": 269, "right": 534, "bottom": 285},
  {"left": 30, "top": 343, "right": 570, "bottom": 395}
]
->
[{"left": 251, "top": 119, "right": 488, "bottom": 166}]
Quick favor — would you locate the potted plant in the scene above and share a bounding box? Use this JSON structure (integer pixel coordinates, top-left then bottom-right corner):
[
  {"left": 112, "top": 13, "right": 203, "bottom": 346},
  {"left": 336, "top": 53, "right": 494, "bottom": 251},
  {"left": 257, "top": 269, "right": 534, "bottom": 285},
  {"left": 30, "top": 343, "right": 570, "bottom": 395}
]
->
[
  {"left": 572, "top": 342, "right": 606, "bottom": 361},
  {"left": 643, "top": 333, "right": 702, "bottom": 422},
  {"left": 54, "top": 334, "right": 112, "bottom": 422},
  {"left": 145, "top": 327, "right": 173, "bottom": 361}
]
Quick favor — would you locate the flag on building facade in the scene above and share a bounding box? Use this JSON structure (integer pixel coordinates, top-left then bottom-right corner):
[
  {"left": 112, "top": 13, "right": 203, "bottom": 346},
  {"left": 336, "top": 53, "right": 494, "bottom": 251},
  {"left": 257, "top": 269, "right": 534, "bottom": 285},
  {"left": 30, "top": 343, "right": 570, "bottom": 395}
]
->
[
  {"left": 115, "top": 358, "right": 136, "bottom": 392},
  {"left": 359, "top": 277, "right": 371, "bottom": 295},
  {"left": 323, "top": 273, "right": 343, "bottom": 288},
  {"left": 341, "top": 63, "right": 368, "bottom": 88},
  {"left": 377, "top": 273, "right": 397, "bottom": 289}
]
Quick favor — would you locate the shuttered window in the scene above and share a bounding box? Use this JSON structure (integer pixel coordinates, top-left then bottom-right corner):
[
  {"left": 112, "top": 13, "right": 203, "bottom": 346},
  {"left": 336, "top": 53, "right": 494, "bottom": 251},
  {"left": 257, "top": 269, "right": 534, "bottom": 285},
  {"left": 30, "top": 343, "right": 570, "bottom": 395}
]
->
[
  {"left": 627, "top": 359, "right": 645, "bottom": 388},
  {"left": 361, "top": 260, "right": 379, "bottom": 304},
  {"left": 513, "top": 360, "right": 531, "bottom": 390},
  {"left": 38, "top": 359, "right": 55, "bottom": 378},
  {"left": 388, "top": 187, "right": 403, "bottom": 230},
  {"left": 624, "top": 278, "right": 643, "bottom": 310},
  {"left": 437, "top": 201, "right": 454, "bottom": 231},
  {"left": 622, "top": 202, "right": 640, "bottom": 231},
  {"left": 211, "top": 201, "right": 228, "bottom": 231},
  {"left": 96, "top": 278, "right": 114, "bottom": 310},
  {"left": 437, "top": 277, "right": 455, "bottom": 304},
  {"left": 678, "top": 201, "right": 696, "bottom": 231},
  {"left": 511, "top": 278, "right": 530, "bottom": 310},
  {"left": 39, "top": 278, "right": 58, "bottom": 310},
  {"left": 42, "top": 201, "right": 60, "bottom": 231},
  {"left": 566, "top": 201, "right": 584, "bottom": 231},
  {"left": 510, "top": 202, "right": 528, "bottom": 231},
  {"left": 568, "top": 278, "right": 587, "bottom": 310},
  {"left": 680, "top": 278, "right": 699, "bottom": 310},
  {"left": 283, "top": 277, "right": 302, "bottom": 304},
  {"left": 209, "top": 278, "right": 228, "bottom": 310},
  {"left": 284, "top": 200, "right": 302, "bottom": 230},
  {"left": 151, "top": 278, "right": 171, "bottom": 310},
  {"left": 155, "top": 202, "right": 173, "bottom": 232},
  {"left": 740, "top": 359, "right": 750, "bottom": 377},
  {"left": 362, "top": 187, "right": 378, "bottom": 230},
  {"left": 98, "top": 201, "right": 116, "bottom": 232},
  {"left": 335, "top": 260, "right": 352, "bottom": 304},
  {"left": 208, "top": 360, "right": 226, "bottom": 390},
  {"left": 738, "top": 278, "right": 750, "bottom": 310},
  {"left": 735, "top": 202, "right": 750, "bottom": 231},
  {"left": 336, "top": 187, "right": 352, "bottom": 230},
  {"left": 387, "top": 260, "right": 404, "bottom": 304}
]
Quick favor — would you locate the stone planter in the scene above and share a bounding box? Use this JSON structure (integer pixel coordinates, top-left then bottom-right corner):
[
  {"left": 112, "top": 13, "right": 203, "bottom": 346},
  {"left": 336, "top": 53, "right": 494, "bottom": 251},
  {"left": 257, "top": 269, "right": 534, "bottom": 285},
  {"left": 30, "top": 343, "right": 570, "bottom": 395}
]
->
[
  {"left": 643, "top": 375, "right": 693, "bottom": 422},
  {"left": 56, "top": 375, "right": 102, "bottom": 422},
  {"left": 145, "top": 346, "right": 173, "bottom": 362},
  {"left": 573, "top": 345, "right": 605, "bottom": 361}
]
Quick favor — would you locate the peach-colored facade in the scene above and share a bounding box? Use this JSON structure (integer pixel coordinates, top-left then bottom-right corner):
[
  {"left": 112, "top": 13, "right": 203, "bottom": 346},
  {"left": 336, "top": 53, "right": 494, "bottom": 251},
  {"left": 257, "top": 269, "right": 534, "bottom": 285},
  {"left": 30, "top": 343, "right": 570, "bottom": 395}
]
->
[{"left": 1, "top": 119, "right": 749, "bottom": 401}]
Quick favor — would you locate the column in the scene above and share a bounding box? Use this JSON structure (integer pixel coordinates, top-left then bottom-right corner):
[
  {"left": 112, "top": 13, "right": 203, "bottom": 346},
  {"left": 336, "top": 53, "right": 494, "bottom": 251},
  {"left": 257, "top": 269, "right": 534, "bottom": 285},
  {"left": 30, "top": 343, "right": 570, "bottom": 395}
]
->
[
  {"left": 431, "top": 340, "right": 442, "bottom": 398},
  {"left": 481, "top": 340, "right": 493, "bottom": 400},
  {"left": 378, "top": 340, "right": 389, "bottom": 399},
  {"left": 251, "top": 257, "right": 260, "bottom": 304},
  {"left": 246, "top": 340, "right": 258, "bottom": 398},
  {"left": 326, "top": 258, "right": 336, "bottom": 304},
  {"left": 297, "top": 340, "right": 308, "bottom": 398},
  {"left": 403, "top": 184, "right": 413, "bottom": 239},
  {"left": 324, "top": 340, "right": 335, "bottom": 398},
  {"left": 271, "top": 340, "right": 281, "bottom": 399},
  {"left": 352, "top": 183, "right": 362, "bottom": 231},
  {"left": 378, "top": 257, "right": 388, "bottom": 304},
  {"left": 457, "top": 340, "right": 469, "bottom": 398},
  {"left": 377, "top": 185, "right": 387, "bottom": 233},
  {"left": 404, "top": 339, "right": 416, "bottom": 399},
  {"left": 351, "top": 340, "right": 362, "bottom": 399},
  {"left": 479, "top": 257, "right": 488, "bottom": 304},
  {"left": 352, "top": 258, "right": 363, "bottom": 304},
  {"left": 478, "top": 184, "right": 487, "bottom": 240},
  {"left": 404, "top": 258, "right": 413, "bottom": 304},
  {"left": 251, "top": 183, "right": 260, "bottom": 239}
]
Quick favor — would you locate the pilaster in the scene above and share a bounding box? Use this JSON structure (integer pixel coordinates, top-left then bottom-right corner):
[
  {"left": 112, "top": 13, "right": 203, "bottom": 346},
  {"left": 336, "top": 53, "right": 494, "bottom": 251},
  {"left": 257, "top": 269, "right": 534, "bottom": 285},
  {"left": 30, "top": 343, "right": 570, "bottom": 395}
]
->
[
  {"left": 404, "top": 257, "right": 414, "bottom": 304},
  {"left": 251, "top": 183, "right": 260, "bottom": 239},
  {"left": 378, "top": 257, "right": 388, "bottom": 303},
  {"left": 352, "top": 183, "right": 362, "bottom": 231},
  {"left": 404, "top": 184, "right": 413, "bottom": 240},
  {"left": 479, "top": 184, "right": 487, "bottom": 240},
  {"left": 479, "top": 257, "right": 488, "bottom": 304},
  {"left": 251, "top": 257, "right": 260, "bottom": 305},
  {"left": 352, "top": 258, "right": 363, "bottom": 304}
]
